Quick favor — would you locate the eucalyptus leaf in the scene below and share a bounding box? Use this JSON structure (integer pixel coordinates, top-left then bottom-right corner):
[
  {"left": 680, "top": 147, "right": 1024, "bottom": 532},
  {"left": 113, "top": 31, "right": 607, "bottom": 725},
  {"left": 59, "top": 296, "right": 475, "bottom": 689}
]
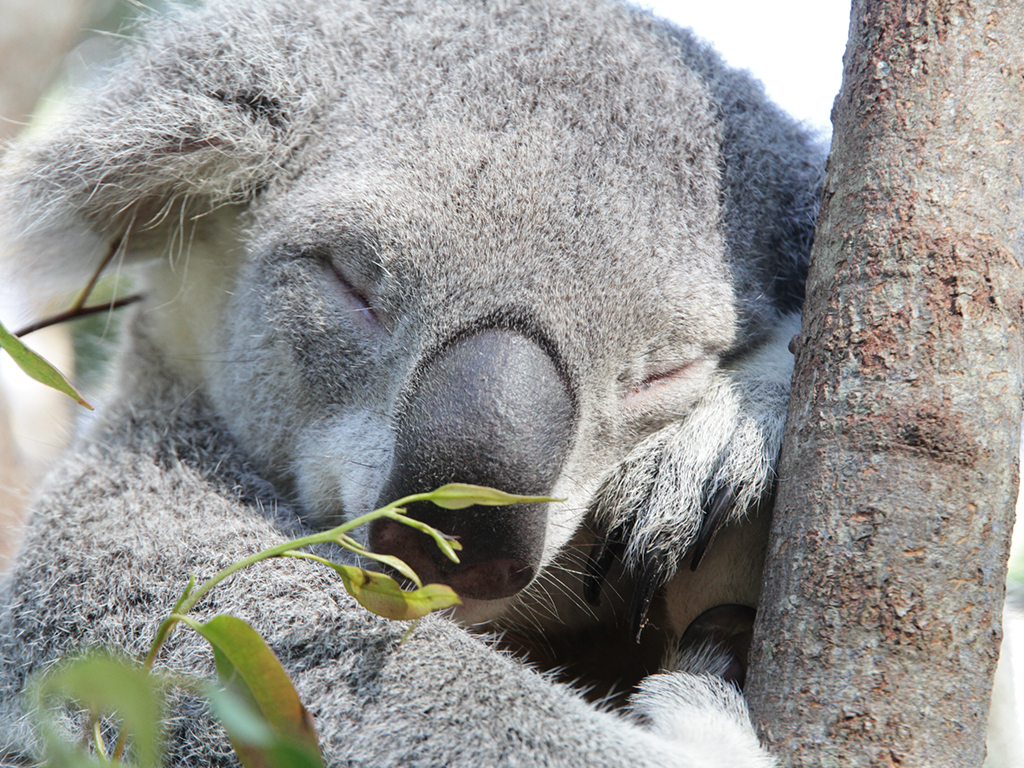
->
[
  {"left": 325, "top": 541, "right": 425, "bottom": 587},
  {"left": 36, "top": 738, "right": 109, "bottom": 768},
  {"left": 185, "top": 615, "right": 323, "bottom": 768},
  {"left": 381, "top": 510, "right": 463, "bottom": 564},
  {"left": 0, "top": 319, "right": 92, "bottom": 408},
  {"left": 33, "top": 650, "right": 163, "bottom": 768},
  {"left": 206, "top": 687, "right": 322, "bottom": 768},
  {"left": 421, "top": 483, "right": 560, "bottom": 510},
  {"left": 326, "top": 562, "right": 461, "bottom": 620}
]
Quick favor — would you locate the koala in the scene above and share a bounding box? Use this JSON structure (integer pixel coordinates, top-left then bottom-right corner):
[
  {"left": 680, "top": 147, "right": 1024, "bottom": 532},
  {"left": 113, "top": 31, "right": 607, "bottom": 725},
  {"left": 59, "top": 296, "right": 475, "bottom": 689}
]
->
[{"left": 0, "top": 0, "right": 823, "bottom": 766}]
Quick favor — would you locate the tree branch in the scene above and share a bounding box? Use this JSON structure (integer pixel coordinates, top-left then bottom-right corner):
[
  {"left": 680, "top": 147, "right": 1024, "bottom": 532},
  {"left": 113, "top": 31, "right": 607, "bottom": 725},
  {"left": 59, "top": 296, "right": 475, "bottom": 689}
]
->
[{"left": 14, "top": 294, "right": 143, "bottom": 338}]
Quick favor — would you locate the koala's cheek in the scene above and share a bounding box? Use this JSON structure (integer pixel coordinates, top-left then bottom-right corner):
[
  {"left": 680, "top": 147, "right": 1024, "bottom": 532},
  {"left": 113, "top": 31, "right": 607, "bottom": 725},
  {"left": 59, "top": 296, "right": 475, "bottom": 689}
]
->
[
  {"left": 540, "top": 478, "right": 598, "bottom": 567},
  {"left": 208, "top": 337, "right": 306, "bottom": 479},
  {"left": 293, "top": 412, "right": 395, "bottom": 529}
]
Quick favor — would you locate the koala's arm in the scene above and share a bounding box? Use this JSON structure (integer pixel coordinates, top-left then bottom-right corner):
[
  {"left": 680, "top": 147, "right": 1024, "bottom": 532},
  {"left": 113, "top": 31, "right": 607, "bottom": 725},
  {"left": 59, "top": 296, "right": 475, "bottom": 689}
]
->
[
  {"left": 0, "top": 369, "right": 773, "bottom": 768},
  {"left": 591, "top": 313, "right": 800, "bottom": 594}
]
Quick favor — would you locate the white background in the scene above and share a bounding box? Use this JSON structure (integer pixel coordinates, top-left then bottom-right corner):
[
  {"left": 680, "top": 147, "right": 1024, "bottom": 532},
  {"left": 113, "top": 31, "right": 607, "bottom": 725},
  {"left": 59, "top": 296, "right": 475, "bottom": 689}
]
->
[{"left": 640, "top": 1, "right": 852, "bottom": 137}]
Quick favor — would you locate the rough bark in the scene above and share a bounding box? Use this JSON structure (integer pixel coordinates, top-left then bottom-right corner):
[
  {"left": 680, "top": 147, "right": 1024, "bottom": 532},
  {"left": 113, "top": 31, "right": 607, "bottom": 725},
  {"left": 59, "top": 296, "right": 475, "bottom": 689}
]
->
[{"left": 746, "top": 1, "right": 1024, "bottom": 766}]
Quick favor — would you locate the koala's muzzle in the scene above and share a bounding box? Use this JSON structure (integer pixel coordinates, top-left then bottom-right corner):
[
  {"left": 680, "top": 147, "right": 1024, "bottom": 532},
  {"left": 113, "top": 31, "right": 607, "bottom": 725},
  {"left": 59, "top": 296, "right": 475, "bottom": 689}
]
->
[{"left": 372, "top": 329, "right": 574, "bottom": 601}]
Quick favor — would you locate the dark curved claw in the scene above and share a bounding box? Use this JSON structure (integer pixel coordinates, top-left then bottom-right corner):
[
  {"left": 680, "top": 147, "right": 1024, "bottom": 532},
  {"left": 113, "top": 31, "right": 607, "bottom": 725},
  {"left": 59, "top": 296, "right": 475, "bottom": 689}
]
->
[
  {"left": 679, "top": 604, "right": 756, "bottom": 688},
  {"left": 584, "top": 525, "right": 625, "bottom": 606},
  {"left": 628, "top": 547, "right": 667, "bottom": 642},
  {"left": 689, "top": 482, "right": 735, "bottom": 572}
]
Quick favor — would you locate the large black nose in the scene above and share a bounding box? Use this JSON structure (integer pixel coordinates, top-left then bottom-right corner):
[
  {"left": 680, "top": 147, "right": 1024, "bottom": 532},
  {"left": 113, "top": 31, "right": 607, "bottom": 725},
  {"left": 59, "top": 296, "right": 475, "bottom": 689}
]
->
[{"left": 371, "top": 329, "right": 574, "bottom": 600}]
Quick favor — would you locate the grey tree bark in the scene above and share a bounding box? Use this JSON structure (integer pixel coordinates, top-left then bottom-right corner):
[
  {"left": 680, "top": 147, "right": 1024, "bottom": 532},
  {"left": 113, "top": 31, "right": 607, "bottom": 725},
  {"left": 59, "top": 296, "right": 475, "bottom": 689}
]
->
[{"left": 745, "top": 1, "right": 1024, "bottom": 766}]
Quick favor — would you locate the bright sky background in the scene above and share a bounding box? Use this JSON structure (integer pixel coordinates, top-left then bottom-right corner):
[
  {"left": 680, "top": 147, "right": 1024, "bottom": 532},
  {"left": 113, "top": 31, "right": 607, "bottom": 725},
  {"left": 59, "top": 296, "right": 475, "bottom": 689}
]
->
[{"left": 639, "top": 1, "right": 852, "bottom": 138}]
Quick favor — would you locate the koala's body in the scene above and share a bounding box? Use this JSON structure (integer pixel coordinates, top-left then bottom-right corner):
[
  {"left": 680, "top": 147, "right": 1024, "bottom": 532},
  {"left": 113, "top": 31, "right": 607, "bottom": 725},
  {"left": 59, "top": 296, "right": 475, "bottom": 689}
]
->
[{"left": 0, "top": 1, "right": 823, "bottom": 766}]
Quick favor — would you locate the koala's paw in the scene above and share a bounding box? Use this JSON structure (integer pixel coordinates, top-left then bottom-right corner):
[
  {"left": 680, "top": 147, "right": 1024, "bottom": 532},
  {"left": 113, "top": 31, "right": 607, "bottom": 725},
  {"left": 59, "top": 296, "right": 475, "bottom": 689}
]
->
[
  {"left": 630, "top": 672, "right": 777, "bottom": 768},
  {"left": 585, "top": 314, "right": 799, "bottom": 633}
]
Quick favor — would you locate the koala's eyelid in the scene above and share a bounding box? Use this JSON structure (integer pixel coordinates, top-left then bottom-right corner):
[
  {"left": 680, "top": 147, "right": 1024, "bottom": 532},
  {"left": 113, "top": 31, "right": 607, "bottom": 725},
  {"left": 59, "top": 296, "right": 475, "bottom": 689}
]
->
[
  {"left": 634, "top": 360, "right": 700, "bottom": 392},
  {"left": 322, "top": 258, "right": 385, "bottom": 330},
  {"left": 622, "top": 356, "right": 715, "bottom": 414}
]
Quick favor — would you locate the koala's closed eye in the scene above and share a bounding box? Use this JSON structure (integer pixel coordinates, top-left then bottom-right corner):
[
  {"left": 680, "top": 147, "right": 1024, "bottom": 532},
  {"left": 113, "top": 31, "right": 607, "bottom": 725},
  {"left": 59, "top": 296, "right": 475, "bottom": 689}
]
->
[
  {"left": 623, "top": 356, "right": 718, "bottom": 420},
  {"left": 321, "top": 257, "right": 381, "bottom": 328}
]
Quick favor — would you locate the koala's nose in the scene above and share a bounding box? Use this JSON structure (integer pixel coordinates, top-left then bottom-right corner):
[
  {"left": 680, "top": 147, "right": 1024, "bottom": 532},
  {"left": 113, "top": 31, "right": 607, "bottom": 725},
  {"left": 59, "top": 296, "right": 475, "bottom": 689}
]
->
[{"left": 371, "top": 329, "right": 574, "bottom": 601}]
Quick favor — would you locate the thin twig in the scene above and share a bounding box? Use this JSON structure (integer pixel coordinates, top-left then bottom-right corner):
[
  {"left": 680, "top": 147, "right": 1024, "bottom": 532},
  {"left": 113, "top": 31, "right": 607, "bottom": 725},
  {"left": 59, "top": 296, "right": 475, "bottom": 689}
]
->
[
  {"left": 13, "top": 238, "right": 139, "bottom": 338},
  {"left": 70, "top": 240, "right": 121, "bottom": 314},
  {"left": 14, "top": 294, "right": 143, "bottom": 338}
]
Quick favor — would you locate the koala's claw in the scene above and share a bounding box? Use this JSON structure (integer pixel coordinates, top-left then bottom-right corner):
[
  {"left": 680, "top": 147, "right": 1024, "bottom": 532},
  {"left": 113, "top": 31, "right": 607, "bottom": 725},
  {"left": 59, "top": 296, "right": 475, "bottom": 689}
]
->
[
  {"left": 626, "top": 480, "right": 735, "bottom": 640},
  {"left": 587, "top": 527, "right": 671, "bottom": 641},
  {"left": 630, "top": 547, "right": 668, "bottom": 641},
  {"left": 583, "top": 524, "right": 624, "bottom": 606},
  {"left": 690, "top": 482, "right": 736, "bottom": 572},
  {"left": 586, "top": 525, "right": 673, "bottom": 641}
]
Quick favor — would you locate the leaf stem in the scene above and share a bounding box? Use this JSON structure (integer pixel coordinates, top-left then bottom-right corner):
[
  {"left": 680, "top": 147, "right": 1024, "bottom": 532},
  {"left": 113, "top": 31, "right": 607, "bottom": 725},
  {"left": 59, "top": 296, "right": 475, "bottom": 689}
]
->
[
  {"left": 137, "top": 496, "right": 448, "bottom": 672},
  {"left": 71, "top": 241, "right": 120, "bottom": 314},
  {"left": 93, "top": 718, "right": 109, "bottom": 762}
]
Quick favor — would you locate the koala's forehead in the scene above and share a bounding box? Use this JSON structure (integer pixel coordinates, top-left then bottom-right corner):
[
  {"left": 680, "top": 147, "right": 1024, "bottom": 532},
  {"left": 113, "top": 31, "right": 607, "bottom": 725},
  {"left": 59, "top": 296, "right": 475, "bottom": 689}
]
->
[
  {"left": 256, "top": 117, "right": 724, "bottom": 277},
  {"left": 176, "top": 0, "right": 730, "bottom": 232},
  {"left": 248, "top": 129, "right": 733, "bottom": 348},
  {"left": 233, "top": 0, "right": 734, "bottom": 348}
]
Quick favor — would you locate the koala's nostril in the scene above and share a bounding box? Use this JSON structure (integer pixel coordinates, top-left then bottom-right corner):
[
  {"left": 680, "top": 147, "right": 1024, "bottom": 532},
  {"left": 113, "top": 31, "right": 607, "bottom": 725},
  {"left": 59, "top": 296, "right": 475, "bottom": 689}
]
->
[
  {"left": 372, "top": 328, "right": 574, "bottom": 598},
  {"left": 369, "top": 518, "right": 536, "bottom": 601}
]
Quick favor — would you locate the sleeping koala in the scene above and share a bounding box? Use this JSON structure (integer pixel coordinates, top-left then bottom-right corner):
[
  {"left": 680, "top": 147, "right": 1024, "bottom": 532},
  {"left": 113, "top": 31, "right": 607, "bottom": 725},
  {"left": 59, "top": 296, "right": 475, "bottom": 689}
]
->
[{"left": 0, "top": 0, "right": 823, "bottom": 765}]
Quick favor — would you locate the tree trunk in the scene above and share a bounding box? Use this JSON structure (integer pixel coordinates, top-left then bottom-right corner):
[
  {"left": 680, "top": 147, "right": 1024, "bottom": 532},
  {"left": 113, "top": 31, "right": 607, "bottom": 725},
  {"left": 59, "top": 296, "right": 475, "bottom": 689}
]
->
[{"left": 745, "top": 1, "right": 1024, "bottom": 766}]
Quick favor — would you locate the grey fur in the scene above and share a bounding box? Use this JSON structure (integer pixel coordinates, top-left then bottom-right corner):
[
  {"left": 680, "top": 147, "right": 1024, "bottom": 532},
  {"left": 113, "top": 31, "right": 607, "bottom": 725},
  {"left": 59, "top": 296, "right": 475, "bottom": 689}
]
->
[{"left": 0, "top": 0, "right": 823, "bottom": 765}]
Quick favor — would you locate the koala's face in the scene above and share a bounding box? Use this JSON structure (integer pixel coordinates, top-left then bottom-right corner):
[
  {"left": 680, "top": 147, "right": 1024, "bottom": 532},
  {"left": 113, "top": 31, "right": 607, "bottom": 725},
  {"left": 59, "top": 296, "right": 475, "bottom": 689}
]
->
[
  {"left": 19, "top": 0, "right": 772, "bottom": 624},
  {"left": 199, "top": 100, "right": 738, "bottom": 620}
]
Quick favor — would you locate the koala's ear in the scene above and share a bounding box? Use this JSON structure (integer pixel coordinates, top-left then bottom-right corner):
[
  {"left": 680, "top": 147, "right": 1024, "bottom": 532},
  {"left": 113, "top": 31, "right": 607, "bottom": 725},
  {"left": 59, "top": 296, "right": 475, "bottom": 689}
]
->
[{"left": 0, "top": 3, "right": 335, "bottom": 292}]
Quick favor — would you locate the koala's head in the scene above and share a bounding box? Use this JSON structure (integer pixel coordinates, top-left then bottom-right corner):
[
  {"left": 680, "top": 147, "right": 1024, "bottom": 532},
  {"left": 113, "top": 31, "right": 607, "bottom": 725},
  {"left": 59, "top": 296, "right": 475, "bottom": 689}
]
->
[{"left": 2, "top": 0, "right": 819, "bottom": 622}]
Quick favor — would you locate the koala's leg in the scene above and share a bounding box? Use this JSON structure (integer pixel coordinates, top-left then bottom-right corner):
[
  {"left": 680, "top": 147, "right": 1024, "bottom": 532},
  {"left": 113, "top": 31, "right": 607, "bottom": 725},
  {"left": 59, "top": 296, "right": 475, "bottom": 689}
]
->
[
  {"left": 630, "top": 666, "right": 777, "bottom": 768},
  {"left": 588, "top": 313, "right": 799, "bottom": 632},
  {"left": 626, "top": 534, "right": 777, "bottom": 768},
  {"left": 501, "top": 506, "right": 770, "bottom": 705}
]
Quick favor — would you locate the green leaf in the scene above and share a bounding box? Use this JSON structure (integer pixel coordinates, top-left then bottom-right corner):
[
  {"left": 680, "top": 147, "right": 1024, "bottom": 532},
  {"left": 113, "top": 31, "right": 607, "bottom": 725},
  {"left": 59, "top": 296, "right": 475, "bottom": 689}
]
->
[
  {"left": 33, "top": 650, "right": 163, "bottom": 768},
  {"left": 207, "top": 687, "right": 322, "bottom": 768},
  {"left": 325, "top": 562, "right": 461, "bottom": 620},
  {"left": 419, "top": 483, "right": 560, "bottom": 510},
  {"left": 185, "top": 615, "right": 323, "bottom": 768},
  {"left": 336, "top": 545, "right": 426, "bottom": 587},
  {"left": 0, "top": 318, "right": 92, "bottom": 409},
  {"left": 34, "top": 738, "right": 109, "bottom": 768},
  {"left": 286, "top": 547, "right": 426, "bottom": 589}
]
